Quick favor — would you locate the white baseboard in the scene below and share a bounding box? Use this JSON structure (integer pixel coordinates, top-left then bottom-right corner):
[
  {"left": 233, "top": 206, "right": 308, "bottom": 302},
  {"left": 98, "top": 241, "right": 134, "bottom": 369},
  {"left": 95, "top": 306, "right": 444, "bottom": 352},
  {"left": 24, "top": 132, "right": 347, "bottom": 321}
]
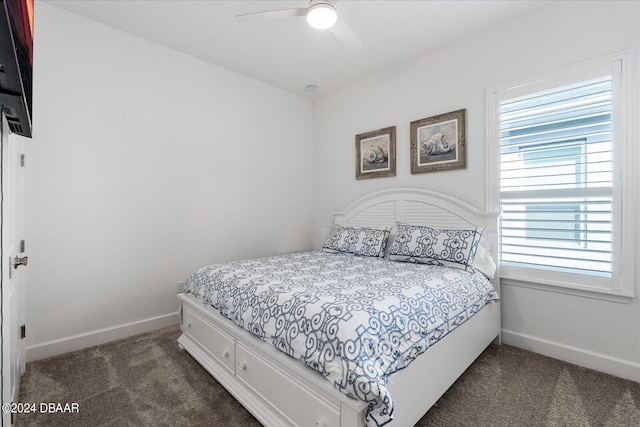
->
[
  {"left": 501, "top": 328, "right": 640, "bottom": 382},
  {"left": 26, "top": 312, "right": 180, "bottom": 363}
]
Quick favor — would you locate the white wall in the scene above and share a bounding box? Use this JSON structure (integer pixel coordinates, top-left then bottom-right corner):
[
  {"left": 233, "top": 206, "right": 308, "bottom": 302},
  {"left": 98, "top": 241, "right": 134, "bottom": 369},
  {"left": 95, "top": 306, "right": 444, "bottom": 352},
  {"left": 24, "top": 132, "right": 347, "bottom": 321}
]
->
[
  {"left": 25, "top": 3, "right": 314, "bottom": 360},
  {"left": 313, "top": 1, "right": 640, "bottom": 379}
]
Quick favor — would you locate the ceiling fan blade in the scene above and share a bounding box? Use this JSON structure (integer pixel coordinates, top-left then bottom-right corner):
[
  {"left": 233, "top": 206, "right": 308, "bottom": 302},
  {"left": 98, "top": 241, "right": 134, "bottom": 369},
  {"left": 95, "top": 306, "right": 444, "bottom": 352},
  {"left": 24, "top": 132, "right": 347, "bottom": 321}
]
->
[
  {"left": 329, "top": 20, "right": 364, "bottom": 52},
  {"left": 235, "top": 8, "right": 307, "bottom": 23}
]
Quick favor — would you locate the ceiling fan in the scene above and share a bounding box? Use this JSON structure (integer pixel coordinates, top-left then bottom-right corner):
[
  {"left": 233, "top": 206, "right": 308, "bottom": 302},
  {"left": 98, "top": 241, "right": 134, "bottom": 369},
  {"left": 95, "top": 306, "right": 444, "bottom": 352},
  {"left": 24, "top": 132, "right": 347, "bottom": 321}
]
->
[{"left": 235, "top": 0, "right": 365, "bottom": 52}]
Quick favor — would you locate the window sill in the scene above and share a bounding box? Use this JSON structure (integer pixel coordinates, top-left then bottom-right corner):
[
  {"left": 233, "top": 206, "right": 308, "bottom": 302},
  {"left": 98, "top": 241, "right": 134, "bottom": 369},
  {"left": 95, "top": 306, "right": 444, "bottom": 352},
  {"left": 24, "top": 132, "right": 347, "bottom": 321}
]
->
[{"left": 501, "top": 276, "right": 635, "bottom": 303}]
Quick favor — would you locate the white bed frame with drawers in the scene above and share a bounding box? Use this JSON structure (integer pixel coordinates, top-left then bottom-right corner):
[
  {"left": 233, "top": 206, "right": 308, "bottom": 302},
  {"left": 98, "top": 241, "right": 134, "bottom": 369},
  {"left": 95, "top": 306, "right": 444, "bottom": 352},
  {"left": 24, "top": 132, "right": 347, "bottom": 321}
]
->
[{"left": 177, "top": 188, "right": 501, "bottom": 426}]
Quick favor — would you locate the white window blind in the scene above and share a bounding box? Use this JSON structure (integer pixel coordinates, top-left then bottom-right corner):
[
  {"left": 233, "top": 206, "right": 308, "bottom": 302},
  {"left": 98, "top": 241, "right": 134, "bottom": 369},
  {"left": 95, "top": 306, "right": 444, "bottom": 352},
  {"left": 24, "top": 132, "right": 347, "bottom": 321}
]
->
[
  {"left": 488, "top": 52, "right": 634, "bottom": 300},
  {"left": 499, "top": 77, "right": 614, "bottom": 277}
]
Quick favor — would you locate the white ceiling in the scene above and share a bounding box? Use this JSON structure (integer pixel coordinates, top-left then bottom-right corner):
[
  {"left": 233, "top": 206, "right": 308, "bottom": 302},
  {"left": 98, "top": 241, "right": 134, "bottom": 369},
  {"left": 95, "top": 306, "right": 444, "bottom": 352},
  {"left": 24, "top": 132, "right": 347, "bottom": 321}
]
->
[{"left": 45, "top": 0, "right": 552, "bottom": 99}]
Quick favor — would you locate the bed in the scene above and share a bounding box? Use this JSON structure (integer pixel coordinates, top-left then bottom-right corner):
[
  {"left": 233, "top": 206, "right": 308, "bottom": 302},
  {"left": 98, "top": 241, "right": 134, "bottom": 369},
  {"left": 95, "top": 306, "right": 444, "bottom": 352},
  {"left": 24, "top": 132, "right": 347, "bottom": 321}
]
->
[{"left": 177, "top": 188, "right": 501, "bottom": 426}]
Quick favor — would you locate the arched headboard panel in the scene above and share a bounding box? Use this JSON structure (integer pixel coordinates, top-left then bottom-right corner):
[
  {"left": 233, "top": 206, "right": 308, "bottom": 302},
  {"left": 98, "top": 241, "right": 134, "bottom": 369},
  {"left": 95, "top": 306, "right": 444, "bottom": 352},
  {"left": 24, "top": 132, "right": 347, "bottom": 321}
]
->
[{"left": 334, "top": 188, "right": 497, "bottom": 229}]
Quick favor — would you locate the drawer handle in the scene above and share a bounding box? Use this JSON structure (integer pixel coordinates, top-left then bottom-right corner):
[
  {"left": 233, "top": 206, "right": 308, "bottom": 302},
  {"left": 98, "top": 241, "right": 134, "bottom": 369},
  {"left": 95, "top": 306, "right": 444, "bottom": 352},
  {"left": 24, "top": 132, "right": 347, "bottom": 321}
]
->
[
  {"left": 221, "top": 348, "right": 229, "bottom": 358},
  {"left": 238, "top": 361, "right": 247, "bottom": 371},
  {"left": 315, "top": 420, "right": 326, "bottom": 427},
  {"left": 186, "top": 321, "right": 192, "bottom": 329}
]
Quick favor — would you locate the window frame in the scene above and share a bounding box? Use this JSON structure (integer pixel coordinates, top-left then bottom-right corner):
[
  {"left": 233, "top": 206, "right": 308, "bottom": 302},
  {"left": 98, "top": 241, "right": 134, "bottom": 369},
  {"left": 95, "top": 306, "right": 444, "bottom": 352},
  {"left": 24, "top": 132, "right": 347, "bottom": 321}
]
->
[{"left": 486, "top": 51, "right": 635, "bottom": 303}]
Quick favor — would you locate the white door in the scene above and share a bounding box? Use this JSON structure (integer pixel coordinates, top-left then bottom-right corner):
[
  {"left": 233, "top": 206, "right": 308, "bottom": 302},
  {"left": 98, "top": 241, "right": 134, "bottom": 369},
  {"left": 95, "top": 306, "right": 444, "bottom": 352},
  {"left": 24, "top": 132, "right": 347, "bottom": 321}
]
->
[{"left": 1, "top": 116, "right": 26, "bottom": 426}]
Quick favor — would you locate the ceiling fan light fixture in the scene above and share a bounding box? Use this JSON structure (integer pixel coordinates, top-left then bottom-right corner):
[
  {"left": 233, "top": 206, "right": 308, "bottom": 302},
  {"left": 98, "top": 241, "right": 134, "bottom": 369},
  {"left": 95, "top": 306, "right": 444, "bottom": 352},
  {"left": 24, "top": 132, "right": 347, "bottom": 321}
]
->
[{"left": 306, "top": 3, "right": 337, "bottom": 29}]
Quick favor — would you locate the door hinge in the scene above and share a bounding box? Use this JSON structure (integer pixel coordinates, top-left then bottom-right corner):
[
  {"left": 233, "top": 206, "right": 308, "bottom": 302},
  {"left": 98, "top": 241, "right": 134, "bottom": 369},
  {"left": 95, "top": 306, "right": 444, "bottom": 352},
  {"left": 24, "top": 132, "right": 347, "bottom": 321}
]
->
[
  {"left": 19, "top": 153, "right": 25, "bottom": 167},
  {"left": 20, "top": 239, "right": 25, "bottom": 253},
  {"left": 20, "top": 324, "right": 26, "bottom": 339}
]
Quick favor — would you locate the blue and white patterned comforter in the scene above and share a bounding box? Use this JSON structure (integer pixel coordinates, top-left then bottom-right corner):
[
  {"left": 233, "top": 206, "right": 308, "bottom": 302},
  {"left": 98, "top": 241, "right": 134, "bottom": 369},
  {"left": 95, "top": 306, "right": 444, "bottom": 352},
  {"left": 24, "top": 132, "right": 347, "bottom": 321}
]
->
[{"left": 185, "top": 251, "right": 498, "bottom": 426}]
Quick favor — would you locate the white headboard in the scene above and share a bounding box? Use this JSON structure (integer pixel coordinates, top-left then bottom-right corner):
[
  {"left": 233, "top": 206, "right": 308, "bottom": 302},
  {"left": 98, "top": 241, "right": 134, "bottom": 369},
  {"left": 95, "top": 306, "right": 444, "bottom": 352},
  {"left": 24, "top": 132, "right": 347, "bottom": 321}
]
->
[{"left": 329, "top": 188, "right": 500, "bottom": 290}]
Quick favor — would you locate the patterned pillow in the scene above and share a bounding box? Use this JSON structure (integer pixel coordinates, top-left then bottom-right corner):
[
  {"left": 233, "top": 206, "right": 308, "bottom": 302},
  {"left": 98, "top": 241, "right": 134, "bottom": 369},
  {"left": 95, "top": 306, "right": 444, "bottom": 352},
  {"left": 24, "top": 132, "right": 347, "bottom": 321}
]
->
[
  {"left": 389, "top": 222, "right": 483, "bottom": 270},
  {"left": 322, "top": 225, "right": 390, "bottom": 258}
]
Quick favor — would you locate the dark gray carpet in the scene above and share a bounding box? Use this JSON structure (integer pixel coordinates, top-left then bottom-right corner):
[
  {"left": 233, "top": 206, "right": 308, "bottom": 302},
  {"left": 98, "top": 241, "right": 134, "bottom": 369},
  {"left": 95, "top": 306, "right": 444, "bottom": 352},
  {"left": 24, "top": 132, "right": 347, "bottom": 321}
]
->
[{"left": 16, "top": 325, "right": 640, "bottom": 426}]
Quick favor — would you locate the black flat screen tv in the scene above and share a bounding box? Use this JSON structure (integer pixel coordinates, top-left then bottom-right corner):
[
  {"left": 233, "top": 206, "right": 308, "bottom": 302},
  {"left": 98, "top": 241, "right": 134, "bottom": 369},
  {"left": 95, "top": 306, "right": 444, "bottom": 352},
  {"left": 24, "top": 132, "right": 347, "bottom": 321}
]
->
[{"left": 0, "top": 0, "right": 32, "bottom": 138}]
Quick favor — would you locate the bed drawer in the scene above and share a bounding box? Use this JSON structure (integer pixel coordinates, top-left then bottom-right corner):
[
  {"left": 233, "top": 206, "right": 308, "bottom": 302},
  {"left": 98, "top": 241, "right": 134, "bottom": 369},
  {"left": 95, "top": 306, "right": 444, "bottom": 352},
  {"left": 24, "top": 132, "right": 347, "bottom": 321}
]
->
[
  {"left": 182, "top": 307, "right": 235, "bottom": 374},
  {"left": 236, "top": 341, "right": 341, "bottom": 427}
]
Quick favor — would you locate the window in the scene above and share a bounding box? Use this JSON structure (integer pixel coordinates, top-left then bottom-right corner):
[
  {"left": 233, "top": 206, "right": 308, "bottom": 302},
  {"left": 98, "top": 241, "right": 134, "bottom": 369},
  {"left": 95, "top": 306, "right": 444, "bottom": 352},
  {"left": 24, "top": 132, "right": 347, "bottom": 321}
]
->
[{"left": 487, "top": 52, "right": 634, "bottom": 300}]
